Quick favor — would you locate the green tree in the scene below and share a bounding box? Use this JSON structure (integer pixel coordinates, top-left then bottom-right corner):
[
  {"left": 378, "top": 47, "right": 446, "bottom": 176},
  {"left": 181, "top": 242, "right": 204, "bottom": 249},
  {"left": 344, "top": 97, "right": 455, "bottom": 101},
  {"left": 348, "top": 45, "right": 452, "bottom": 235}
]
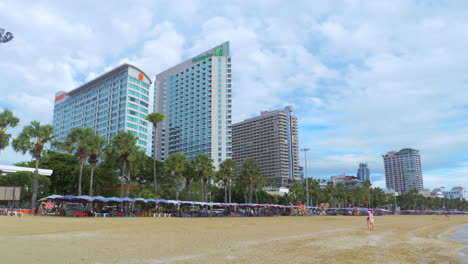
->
[
  {"left": 105, "top": 132, "right": 138, "bottom": 197},
  {"left": 164, "top": 152, "right": 187, "bottom": 200},
  {"left": 12, "top": 121, "right": 54, "bottom": 210},
  {"left": 87, "top": 133, "right": 106, "bottom": 196},
  {"left": 218, "top": 158, "right": 237, "bottom": 203},
  {"left": 238, "top": 158, "right": 262, "bottom": 203},
  {"left": 15, "top": 151, "right": 80, "bottom": 195},
  {"left": 289, "top": 181, "right": 305, "bottom": 204},
  {"left": 145, "top": 112, "right": 165, "bottom": 196},
  {"left": 0, "top": 109, "right": 20, "bottom": 152},
  {"left": 308, "top": 179, "right": 322, "bottom": 206},
  {"left": 183, "top": 159, "right": 197, "bottom": 201},
  {"left": 56, "top": 127, "right": 96, "bottom": 196},
  {"left": 192, "top": 153, "right": 215, "bottom": 202}
]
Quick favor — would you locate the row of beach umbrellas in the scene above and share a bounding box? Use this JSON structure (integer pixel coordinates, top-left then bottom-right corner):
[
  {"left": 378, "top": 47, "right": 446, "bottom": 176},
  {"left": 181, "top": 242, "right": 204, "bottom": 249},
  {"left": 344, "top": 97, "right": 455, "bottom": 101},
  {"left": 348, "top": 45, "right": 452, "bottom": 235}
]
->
[{"left": 39, "top": 195, "right": 322, "bottom": 209}]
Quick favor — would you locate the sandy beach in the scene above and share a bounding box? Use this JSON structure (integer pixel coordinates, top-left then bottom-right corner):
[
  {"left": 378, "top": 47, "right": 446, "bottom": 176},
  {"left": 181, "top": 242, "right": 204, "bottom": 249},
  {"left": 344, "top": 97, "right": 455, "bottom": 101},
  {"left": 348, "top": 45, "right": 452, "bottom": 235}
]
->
[{"left": 0, "top": 215, "right": 466, "bottom": 264}]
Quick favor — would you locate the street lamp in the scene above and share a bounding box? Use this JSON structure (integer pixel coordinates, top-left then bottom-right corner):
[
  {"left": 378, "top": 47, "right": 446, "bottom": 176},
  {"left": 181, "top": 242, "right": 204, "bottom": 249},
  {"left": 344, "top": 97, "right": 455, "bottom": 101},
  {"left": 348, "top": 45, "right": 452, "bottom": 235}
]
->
[
  {"left": 0, "top": 28, "right": 14, "bottom": 43},
  {"left": 300, "top": 148, "right": 310, "bottom": 206},
  {"left": 390, "top": 170, "right": 398, "bottom": 214}
]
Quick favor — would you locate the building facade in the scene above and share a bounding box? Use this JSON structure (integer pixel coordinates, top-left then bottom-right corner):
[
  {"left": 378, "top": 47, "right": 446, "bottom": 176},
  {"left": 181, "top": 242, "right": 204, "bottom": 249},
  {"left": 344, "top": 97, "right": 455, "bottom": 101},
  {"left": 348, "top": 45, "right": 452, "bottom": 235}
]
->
[
  {"left": 356, "top": 163, "right": 370, "bottom": 182},
  {"left": 327, "top": 174, "right": 363, "bottom": 188},
  {"left": 153, "top": 42, "right": 232, "bottom": 167},
  {"left": 232, "top": 106, "right": 300, "bottom": 185},
  {"left": 443, "top": 186, "right": 468, "bottom": 201},
  {"left": 53, "top": 64, "right": 152, "bottom": 151},
  {"left": 383, "top": 148, "right": 423, "bottom": 194}
]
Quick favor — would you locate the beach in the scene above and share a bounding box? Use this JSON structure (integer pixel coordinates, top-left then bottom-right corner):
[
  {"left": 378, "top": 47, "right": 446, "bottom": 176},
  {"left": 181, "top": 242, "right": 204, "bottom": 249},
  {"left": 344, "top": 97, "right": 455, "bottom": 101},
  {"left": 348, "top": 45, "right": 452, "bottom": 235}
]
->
[{"left": 0, "top": 215, "right": 466, "bottom": 264}]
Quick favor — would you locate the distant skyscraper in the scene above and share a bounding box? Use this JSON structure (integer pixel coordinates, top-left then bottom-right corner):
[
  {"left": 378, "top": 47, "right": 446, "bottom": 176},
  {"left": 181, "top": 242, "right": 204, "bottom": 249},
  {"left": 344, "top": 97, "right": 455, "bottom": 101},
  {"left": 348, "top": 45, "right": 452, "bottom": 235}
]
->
[
  {"left": 232, "top": 106, "right": 300, "bottom": 186},
  {"left": 153, "top": 42, "right": 232, "bottom": 167},
  {"left": 53, "top": 64, "right": 151, "bottom": 151},
  {"left": 383, "top": 148, "right": 423, "bottom": 194},
  {"left": 356, "top": 163, "right": 370, "bottom": 182}
]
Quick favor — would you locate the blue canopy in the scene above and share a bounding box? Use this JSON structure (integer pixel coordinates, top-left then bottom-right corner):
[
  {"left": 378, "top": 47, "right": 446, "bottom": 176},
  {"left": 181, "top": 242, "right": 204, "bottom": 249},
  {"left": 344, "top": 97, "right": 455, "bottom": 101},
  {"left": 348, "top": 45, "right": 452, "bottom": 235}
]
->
[{"left": 107, "top": 197, "right": 123, "bottom": 202}]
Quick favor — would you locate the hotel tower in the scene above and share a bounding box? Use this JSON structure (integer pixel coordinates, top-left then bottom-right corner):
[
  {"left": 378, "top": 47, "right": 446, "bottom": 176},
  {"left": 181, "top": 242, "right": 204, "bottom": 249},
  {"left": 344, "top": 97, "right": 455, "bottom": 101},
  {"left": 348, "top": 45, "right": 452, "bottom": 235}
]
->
[
  {"left": 53, "top": 64, "right": 152, "bottom": 151},
  {"left": 153, "top": 42, "right": 232, "bottom": 167},
  {"left": 383, "top": 148, "right": 423, "bottom": 194}
]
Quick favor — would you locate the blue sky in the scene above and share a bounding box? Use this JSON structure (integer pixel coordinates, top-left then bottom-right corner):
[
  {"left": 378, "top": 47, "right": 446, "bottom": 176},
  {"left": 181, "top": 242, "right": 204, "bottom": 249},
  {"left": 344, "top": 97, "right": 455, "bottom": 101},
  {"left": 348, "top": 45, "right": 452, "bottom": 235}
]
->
[{"left": 1, "top": 0, "right": 467, "bottom": 190}]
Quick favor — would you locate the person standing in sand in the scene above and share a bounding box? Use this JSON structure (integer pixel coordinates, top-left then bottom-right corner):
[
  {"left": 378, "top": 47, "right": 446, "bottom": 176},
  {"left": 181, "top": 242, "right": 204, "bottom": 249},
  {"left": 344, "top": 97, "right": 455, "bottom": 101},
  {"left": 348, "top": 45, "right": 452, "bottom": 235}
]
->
[{"left": 367, "top": 210, "right": 374, "bottom": 231}]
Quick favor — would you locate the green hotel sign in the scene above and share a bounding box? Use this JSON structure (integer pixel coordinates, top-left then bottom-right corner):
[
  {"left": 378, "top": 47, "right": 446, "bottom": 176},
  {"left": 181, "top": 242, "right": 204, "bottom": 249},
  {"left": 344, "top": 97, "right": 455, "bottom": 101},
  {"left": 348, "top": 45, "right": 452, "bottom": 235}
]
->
[{"left": 192, "top": 45, "right": 224, "bottom": 63}]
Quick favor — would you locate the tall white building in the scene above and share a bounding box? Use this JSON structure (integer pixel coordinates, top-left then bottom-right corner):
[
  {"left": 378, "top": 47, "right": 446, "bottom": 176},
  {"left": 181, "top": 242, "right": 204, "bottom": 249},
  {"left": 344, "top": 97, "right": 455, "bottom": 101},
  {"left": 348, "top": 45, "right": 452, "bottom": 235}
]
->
[
  {"left": 53, "top": 64, "right": 152, "bottom": 151},
  {"left": 153, "top": 42, "right": 232, "bottom": 167},
  {"left": 383, "top": 148, "right": 423, "bottom": 194}
]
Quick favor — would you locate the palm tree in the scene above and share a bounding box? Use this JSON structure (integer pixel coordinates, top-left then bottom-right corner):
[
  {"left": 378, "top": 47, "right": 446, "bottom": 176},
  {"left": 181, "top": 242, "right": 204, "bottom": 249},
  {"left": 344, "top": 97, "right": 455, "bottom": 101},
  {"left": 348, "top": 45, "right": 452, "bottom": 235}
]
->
[
  {"left": 239, "top": 158, "right": 262, "bottom": 203},
  {"left": 145, "top": 112, "right": 165, "bottom": 196},
  {"left": 87, "top": 133, "right": 106, "bottom": 196},
  {"left": 0, "top": 109, "right": 20, "bottom": 153},
  {"left": 308, "top": 179, "right": 321, "bottom": 206},
  {"left": 164, "top": 152, "right": 187, "bottom": 200},
  {"left": 214, "top": 171, "right": 229, "bottom": 203},
  {"left": 56, "top": 127, "right": 95, "bottom": 196},
  {"left": 12, "top": 121, "right": 54, "bottom": 211},
  {"left": 253, "top": 172, "right": 266, "bottom": 204},
  {"left": 219, "top": 159, "right": 237, "bottom": 203},
  {"left": 192, "top": 153, "right": 214, "bottom": 202},
  {"left": 183, "top": 159, "right": 196, "bottom": 201},
  {"left": 362, "top": 180, "right": 372, "bottom": 208},
  {"left": 106, "top": 132, "right": 138, "bottom": 197},
  {"left": 126, "top": 150, "right": 148, "bottom": 197}
]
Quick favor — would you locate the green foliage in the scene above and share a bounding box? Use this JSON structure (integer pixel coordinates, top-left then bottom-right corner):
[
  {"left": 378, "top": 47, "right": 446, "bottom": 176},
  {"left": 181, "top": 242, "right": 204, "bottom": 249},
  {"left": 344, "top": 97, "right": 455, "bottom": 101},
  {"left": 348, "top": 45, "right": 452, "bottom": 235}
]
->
[
  {"left": 12, "top": 121, "right": 54, "bottom": 159},
  {"left": 237, "top": 158, "right": 264, "bottom": 203},
  {"left": 192, "top": 153, "right": 215, "bottom": 202},
  {"left": 145, "top": 112, "right": 165, "bottom": 127},
  {"left": 0, "top": 109, "right": 20, "bottom": 152},
  {"left": 11, "top": 120, "right": 54, "bottom": 208},
  {"left": 164, "top": 152, "right": 187, "bottom": 200},
  {"left": 55, "top": 127, "right": 97, "bottom": 195}
]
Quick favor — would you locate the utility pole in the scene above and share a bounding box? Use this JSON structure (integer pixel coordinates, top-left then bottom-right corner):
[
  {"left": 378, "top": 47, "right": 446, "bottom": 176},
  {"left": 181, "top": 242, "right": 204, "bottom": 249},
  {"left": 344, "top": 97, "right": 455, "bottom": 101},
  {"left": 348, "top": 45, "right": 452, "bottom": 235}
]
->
[
  {"left": 391, "top": 171, "right": 398, "bottom": 214},
  {"left": 300, "top": 148, "right": 310, "bottom": 206}
]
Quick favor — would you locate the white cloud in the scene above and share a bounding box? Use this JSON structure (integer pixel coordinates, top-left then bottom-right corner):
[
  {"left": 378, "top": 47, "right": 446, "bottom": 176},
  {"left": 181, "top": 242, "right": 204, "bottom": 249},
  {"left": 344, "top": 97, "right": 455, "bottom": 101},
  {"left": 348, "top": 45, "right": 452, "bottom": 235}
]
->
[{"left": 0, "top": 0, "right": 467, "bottom": 191}]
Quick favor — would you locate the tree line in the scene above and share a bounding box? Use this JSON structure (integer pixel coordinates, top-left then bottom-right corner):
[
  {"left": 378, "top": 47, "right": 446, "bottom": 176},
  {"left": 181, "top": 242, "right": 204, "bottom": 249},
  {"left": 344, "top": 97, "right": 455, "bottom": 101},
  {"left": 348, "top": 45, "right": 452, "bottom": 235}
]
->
[{"left": 1, "top": 109, "right": 467, "bottom": 211}]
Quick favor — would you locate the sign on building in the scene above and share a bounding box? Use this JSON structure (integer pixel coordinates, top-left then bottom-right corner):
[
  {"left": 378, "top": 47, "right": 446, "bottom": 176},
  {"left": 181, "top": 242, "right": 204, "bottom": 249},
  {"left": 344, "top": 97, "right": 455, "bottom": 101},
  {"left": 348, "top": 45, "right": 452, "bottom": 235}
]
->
[{"left": 0, "top": 186, "right": 21, "bottom": 200}]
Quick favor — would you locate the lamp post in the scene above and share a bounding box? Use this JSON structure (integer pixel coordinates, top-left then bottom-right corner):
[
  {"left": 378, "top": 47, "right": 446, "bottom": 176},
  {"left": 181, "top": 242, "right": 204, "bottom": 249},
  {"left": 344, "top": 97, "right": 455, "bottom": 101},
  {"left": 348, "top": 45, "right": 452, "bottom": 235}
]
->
[
  {"left": 300, "top": 148, "right": 310, "bottom": 206},
  {"left": 0, "top": 28, "right": 14, "bottom": 43},
  {"left": 390, "top": 172, "right": 398, "bottom": 214},
  {"left": 440, "top": 186, "right": 446, "bottom": 212}
]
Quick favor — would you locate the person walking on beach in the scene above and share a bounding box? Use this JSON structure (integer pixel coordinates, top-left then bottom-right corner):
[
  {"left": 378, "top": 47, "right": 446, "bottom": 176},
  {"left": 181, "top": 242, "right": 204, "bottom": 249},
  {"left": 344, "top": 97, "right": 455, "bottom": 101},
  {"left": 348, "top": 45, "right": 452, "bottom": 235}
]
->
[{"left": 367, "top": 210, "right": 374, "bottom": 231}]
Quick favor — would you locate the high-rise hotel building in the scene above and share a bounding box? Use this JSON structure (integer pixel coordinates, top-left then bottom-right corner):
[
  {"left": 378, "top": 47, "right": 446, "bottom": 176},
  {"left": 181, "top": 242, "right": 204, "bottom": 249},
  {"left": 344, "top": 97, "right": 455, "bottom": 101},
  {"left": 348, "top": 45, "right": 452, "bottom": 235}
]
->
[
  {"left": 53, "top": 64, "right": 152, "bottom": 151},
  {"left": 232, "top": 106, "right": 300, "bottom": 185},
  {"left": 383, "top": 148, "right": 423, "bottom": 194},
  {"left": 356, "top": 163, "right": 370, "bottom": 182},
  {"left": 153, "top": 42, "right": 232, "bottom": 167}
]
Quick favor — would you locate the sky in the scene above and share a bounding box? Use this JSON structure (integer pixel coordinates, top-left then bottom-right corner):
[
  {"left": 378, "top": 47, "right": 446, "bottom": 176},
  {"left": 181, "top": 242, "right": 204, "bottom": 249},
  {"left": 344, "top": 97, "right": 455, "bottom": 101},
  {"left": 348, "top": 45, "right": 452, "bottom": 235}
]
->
[{"left": 1, "top": 0, "right": 467, "bottom": 191}]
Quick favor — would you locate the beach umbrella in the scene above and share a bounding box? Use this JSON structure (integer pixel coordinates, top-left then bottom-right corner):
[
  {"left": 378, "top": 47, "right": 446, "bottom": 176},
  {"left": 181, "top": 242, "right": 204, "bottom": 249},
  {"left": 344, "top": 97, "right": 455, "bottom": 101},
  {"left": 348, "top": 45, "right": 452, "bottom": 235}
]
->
[
  {"left": 121, "top": 197, "right": 134, "bottom": 202},
  {"left": 107, "top": 197, "right": 123, "bottom": 203},
  {"left": 38, "top": 194, "right": 63, "bottom": 201},
  {"left": 93, "top": 196, "right": 108, "bottom": 202},
  {"left": 134, "top": 198, "right": 146, "bottom": 203},
  {"left": 76, "top": 195, "right": 95, "bottom": 202}
]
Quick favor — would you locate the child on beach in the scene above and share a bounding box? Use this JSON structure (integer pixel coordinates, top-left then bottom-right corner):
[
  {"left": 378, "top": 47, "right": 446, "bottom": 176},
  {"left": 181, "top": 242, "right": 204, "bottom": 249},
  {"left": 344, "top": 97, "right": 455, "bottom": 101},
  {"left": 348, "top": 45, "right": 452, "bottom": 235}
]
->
[{"left": 367, "top": 210, "right": 374, "bottom": 231}]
